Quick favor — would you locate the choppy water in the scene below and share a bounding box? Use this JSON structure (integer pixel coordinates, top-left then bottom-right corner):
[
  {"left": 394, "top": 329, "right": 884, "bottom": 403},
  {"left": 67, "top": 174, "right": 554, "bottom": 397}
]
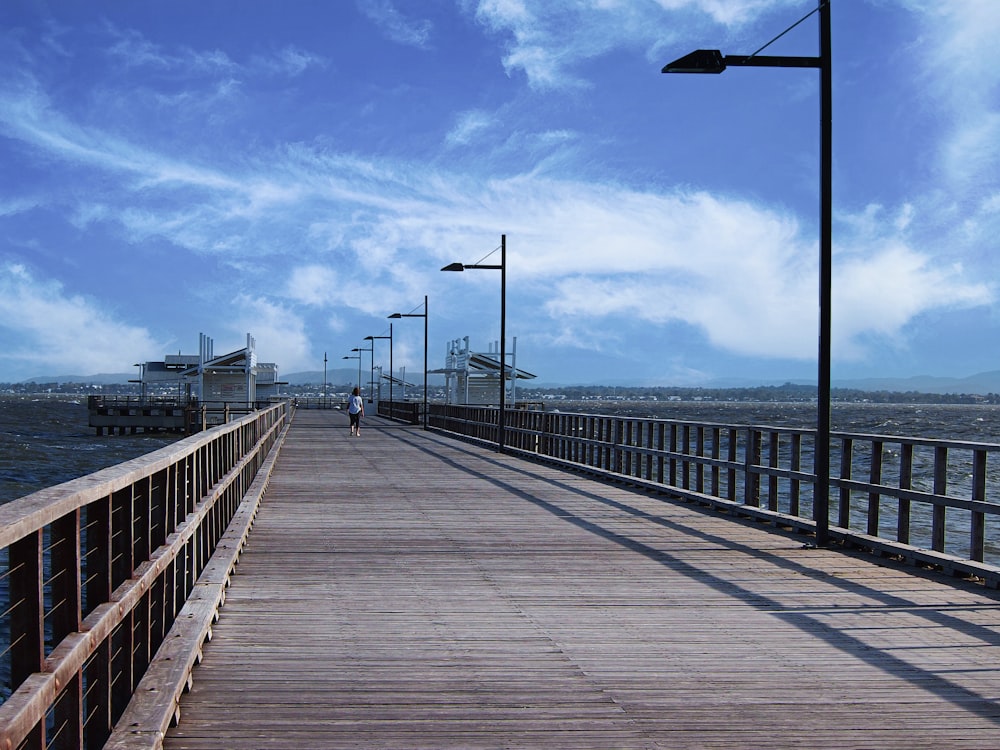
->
[
  {"left": 0, "top": 395, "right": 182, "bottom": 505},
  {"left": 552, "top": 400, "right": 1000, "bottom": 443}
]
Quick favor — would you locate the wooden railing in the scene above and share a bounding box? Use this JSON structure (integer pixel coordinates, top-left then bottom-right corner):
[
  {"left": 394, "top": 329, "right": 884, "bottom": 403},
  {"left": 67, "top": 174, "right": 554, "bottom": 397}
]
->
[
  {"left": 0, "top": 403, "right": 289, "bottom": 749},
  {"left": 87, "top": 396, "right": 280, "bottom": 435},
  {"left": 428, "top": 405, "right": 1000, "bottom": 587},
  {"left": 377, "top": 400, "right": 422, "bottom": 425}
]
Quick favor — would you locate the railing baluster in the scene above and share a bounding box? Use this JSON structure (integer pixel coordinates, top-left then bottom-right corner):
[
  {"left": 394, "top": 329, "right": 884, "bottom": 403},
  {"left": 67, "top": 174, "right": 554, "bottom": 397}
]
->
[
  {"left": 839, "top": 438, "right": 854, "bottom": 529},
  {"left": 790, "top": 434, "right": 801, "bottom": 516},
  {"left": 898, "top": 443, "right": 913, "bottom": 545},
  {"left": 711, "top": 427, "right": 721, "bottom": 498},
  {"left": 933, "top": 446, "right": 948, "bottom": 553},
  {"left": 868, "top": 441, "right": 883, "bottom": 536},
  {"left": 727, "top": 429, "right": 738, "bottom": 503},
  {"left": 971, "top": 449, "right": 987, "bottom": 562},
  {"left": 768, "top": 431, "right": 779, "bottom": 512},
  {"left": 745, "top": 429, "right": 761, "bottom": 508},
  {"left": 696, "top": 426, "right": 706, "bottom": 495}
]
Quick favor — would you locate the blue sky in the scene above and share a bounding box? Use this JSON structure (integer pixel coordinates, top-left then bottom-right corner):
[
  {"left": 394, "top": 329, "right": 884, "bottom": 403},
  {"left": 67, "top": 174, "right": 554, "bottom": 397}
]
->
[{"left": 1, "top": 1, "right": 999, "bottom": 387}]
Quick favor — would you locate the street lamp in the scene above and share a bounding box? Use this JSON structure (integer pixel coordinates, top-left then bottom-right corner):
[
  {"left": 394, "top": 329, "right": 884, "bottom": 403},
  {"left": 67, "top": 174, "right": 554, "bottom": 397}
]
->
[
  {"left": 352, "top": 345, "right": 373, "bottom": 401},
  {"left": 131, "top": 362, "right": 146, "bottom": 403},
  {"left": 389, "top": 294, "right": 429, "bottom": 430},
  {"left": 662, "top": 0, "right": 831, "bottom": 546},
  {"left": 365, "top": 326, "right": 393, "bottom": 414},
  {"left": 441, "top": 234, "right": 507, "bottom": 452},
  {"left": 342, "top": 354, "right": 362, "bottom": 394}
]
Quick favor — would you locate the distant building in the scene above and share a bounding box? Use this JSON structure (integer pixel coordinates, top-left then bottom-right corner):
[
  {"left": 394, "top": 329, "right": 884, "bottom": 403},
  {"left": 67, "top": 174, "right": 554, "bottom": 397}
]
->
[
  {"left": 435, "top": 336, "right": 535, "bottom": 406},
  {"left": 137, "top": 332, "right": 283, "bottom": 405}
]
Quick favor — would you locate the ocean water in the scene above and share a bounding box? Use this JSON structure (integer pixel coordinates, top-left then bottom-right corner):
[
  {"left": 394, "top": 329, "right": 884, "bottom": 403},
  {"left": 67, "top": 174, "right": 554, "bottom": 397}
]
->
[
  {"left": 551, "top": 399, "right": 1000, "bottom": 443},
  {"left": 0, "top": 395, "right": 182, "bottom": 505}
]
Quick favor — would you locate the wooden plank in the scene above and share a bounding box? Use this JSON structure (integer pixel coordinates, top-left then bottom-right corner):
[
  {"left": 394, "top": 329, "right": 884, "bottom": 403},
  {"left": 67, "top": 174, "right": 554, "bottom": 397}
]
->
[{"left": 148, "top": 410, "right": 1000, "bottom": 750}]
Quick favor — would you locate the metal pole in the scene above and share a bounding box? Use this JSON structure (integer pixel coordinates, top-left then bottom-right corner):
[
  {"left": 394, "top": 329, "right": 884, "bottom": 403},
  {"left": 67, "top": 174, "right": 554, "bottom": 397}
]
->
[
  {"left": 423, "top": 295, "right": 429, "bottom": 430},
  {"left": 499, "top": 234, "right": 506, "bottom": 452},
  {"left": 389, "top": 323, "right": 394, "bottom": 415},
  {"left": 815, "top": 0, "right": 832, "bottom": 546}
]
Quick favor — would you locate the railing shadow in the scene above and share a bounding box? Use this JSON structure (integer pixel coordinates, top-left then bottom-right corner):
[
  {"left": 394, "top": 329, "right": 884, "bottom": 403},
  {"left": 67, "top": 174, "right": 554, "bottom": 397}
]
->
[{"left": 387, "top": 427, "right": 1000, "bottom": 726}]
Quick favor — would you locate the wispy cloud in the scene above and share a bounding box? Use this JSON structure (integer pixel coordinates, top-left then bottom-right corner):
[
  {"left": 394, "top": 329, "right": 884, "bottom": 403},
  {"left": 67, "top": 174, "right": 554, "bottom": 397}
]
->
[
  {"left": 446, "top": 109, "right": 496, "bottom": 146},
  {"left": 358, "top": 0, "right": 433, "bottom": 48}
]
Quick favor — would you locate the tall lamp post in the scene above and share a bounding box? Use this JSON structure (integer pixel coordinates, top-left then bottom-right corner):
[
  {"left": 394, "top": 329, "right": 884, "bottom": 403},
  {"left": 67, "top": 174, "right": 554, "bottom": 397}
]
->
[
  {"left": 389, "top": 294, "right": 429, "bottom": 430},
  {"left": 442, "top": 234, "right": 507, "bottom": 452},
  {"left": 662, "top": 0, "right": 831, "bottom": 546},
  {"left": 323, "top": 352, "right": 328, "bottom": 406},
  {"left": 352, "top": 345, "right": 373, "bottom": 402},
  {"left": 365, "top": 326, "right": 393, "bottom": 414},
  {"left": 342, "top": 354, "right": 362, "bottom": 394}
]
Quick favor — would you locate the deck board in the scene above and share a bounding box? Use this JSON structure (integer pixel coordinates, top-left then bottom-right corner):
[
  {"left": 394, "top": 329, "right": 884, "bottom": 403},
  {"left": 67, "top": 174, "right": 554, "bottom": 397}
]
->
[{"left": 162, "top": 409, "right": 1000, "bottom": 749}]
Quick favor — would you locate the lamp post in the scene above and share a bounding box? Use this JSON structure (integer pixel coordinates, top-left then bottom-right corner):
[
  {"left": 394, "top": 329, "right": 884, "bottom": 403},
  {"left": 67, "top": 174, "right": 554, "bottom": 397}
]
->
[
  {"left": 131, "top": 363, "right": 146, "bottom": 403},
  {"left": 442, "top": 234, "right": 507, "bottom": 452},
  {"left": 389, "top": 294, "right": 429, "bottom": 430},
  {"left": 323, "top": 352, "right": 328, "bottom": 407},
  {"left": 352, "top": 345, "right": 373, "bottom": 401},
  {"left": 365, "top": 326, "right": 393, "bottom": 414},
  {"left": 662, "top": 0, "right": 831, "bottom": 546},
  {"left": 342, "top": 354, "right": 362, "bottom": 394}
]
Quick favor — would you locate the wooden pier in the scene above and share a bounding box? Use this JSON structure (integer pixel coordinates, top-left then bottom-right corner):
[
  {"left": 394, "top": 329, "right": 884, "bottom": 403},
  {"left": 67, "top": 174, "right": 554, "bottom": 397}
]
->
[{"left": 155, "top": 409, "right": 1000, "bottom": 749}]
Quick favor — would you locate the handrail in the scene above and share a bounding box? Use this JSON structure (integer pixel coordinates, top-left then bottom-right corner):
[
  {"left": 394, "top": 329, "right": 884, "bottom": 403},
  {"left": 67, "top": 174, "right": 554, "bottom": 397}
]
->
[
  {"left": 377, "top": 400, "right": 422, "bottom": 425},
  {"left": 428, "top": 405, "right": 1000, "bottom": 587},
  {"left": 0, "top": 402, "right": 289, "bottom": 749}
]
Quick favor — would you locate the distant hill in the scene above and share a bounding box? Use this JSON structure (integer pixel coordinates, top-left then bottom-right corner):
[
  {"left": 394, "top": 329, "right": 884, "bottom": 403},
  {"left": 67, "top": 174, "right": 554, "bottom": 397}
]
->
[{"left": 832, "top": 372, "right": 1000, "bottom": 395}]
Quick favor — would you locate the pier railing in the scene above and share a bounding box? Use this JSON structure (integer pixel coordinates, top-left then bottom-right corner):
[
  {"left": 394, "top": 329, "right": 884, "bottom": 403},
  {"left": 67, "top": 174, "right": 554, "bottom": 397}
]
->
[
  {"left": 429, "top": 405, "right": 1000, "bottom": 587},
  {"left": 87, "top": 396, "right": 279, "bottom": 435},
  {"left": 377, "top": 400, "right": 422, "bottom": 425},
  {"left": 0, "top": 402, "right": 289, "bottom": 749}
]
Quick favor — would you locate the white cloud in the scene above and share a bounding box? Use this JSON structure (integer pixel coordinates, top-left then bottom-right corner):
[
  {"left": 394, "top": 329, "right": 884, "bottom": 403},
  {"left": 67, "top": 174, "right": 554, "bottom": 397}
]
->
[
  {"left": 287, "top": 265, "right": 340, "bottom": 306},
  {"left": 225, "top": 295, "right": 312, "bottom": 374},
  {"left": 472, "top": 0, "right": 802, "bottom": 89},
  {"left": 0, "top": 263, "right": 165, "bottom": 377},
  {"left": 905, "top": 1, "right": 1000, "bottom": 191}
]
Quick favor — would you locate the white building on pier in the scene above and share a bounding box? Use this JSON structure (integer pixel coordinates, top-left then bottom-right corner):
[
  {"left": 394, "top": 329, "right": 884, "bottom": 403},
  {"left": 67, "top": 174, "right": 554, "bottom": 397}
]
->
[
  {"left": 136, "top": 332, "right": 283, "bottom": 405},
  {"left": 436, "top": 336, "right": 535, "bottom": 406}
]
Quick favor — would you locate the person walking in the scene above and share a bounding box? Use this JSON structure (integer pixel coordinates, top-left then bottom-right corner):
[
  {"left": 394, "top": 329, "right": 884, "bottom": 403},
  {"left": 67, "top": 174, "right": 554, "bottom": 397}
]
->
[{"left": 348, "top": 387, "right": 365, "bottom": 436}]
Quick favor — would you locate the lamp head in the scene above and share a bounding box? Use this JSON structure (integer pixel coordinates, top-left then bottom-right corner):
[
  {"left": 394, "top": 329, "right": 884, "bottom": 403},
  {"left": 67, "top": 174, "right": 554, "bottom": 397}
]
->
[
  {"left": 364, "top": 335, "right": 374, "bottom": 341},
  {"left": 662, "top": 49, "right": 726, "bottom": 74},
  {"left": 387, "top": 313, "right": 402, "bottom": 319},
  {"left": 440, "top": 262, "right": 465, "bottom": 272}
]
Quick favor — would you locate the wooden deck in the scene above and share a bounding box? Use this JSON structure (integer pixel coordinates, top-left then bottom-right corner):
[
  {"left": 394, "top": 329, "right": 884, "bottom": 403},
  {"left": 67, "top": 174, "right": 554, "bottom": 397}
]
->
[{"left": 161, "top": 409, "right": 1000, "bottom": 750}]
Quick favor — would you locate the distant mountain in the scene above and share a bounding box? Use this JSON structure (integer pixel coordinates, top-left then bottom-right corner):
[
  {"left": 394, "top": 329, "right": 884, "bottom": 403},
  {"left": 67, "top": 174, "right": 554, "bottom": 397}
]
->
[{"left": 832, "top": 372, "right": 1000, "bottom": 395}]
